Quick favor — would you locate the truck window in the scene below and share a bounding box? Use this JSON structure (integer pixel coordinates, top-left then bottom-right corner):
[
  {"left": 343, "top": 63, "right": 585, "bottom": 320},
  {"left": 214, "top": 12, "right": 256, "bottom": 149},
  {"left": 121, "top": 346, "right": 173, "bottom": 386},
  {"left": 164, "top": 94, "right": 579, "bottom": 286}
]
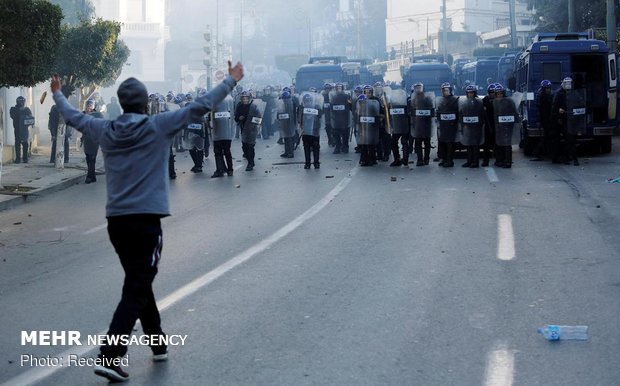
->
[{"left": 542, "top": 63, "right": 562, "bottom": 83}]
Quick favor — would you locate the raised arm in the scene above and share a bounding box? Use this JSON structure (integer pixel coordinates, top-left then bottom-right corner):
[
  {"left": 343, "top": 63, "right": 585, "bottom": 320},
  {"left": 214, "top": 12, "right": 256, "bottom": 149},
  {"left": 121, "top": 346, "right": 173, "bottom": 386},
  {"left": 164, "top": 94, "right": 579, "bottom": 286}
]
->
[
  {"left": 156, "top": 61, "right": 244, "bottom": 136},
  {"left": 50, "top": 75, "right": 107, "bottom": 138}
]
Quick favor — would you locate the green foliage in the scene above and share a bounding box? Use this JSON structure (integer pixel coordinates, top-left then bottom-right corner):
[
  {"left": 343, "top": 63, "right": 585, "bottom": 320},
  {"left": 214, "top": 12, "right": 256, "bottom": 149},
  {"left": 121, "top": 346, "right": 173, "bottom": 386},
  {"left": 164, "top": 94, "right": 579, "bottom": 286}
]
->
[
  {"left": 528, "top": 0, "right": 620, "bottom": 33},
  {"left": 55, "top": 19, "right": 130, "bottom": 95},
  {"left": 48, "top": 0, "right": 95, "bottom": 26},
  {"left": 0, "top": 0, "right": 63, "bottom": 87}
]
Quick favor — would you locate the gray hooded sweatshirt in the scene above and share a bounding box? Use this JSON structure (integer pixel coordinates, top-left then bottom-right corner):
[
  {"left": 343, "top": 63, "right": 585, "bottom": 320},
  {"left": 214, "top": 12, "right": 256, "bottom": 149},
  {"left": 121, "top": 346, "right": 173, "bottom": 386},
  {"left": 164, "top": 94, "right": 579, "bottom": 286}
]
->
[{"left": 53, "top": 77, "right": 236, "bottom": 217}]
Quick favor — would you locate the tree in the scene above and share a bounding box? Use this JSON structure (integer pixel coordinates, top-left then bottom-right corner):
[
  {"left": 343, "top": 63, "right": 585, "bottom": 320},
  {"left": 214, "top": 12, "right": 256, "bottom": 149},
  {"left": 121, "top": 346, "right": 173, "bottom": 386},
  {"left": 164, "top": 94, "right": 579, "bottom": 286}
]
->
[
  {"left": 527, "top": 0, "right": 620, "bottom": 33},
  {"left": 55, "top": 19, "right": 130, "bottom": 99},
  {"left": 0, "top": 0, "right": 63, "bottom": 87},
  {"left": 48, "top": 0, "right": 95, "bottom": 26}
]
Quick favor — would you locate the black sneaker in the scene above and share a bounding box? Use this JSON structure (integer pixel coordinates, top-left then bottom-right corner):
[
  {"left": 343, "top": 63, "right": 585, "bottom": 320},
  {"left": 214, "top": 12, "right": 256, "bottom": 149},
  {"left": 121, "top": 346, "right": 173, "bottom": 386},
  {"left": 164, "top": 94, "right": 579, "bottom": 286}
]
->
[{"left": 94, "top": 361, "right": 129, "bottom": 382}]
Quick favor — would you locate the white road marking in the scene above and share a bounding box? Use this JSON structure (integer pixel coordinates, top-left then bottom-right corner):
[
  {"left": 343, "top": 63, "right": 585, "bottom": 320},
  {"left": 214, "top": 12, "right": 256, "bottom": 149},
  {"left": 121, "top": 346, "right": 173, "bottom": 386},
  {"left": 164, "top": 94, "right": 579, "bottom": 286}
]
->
[
  {"left": 3, "top": 168, "right": 358, "bottom": 386},
  {"left": 485, "top": 167, "right": 499, "bottom": 183},
  {"left": 484, "top": 343, "right": 515, "bottom": 386},
  {"left": 497, "top": 214, "right": 515, "bottom": 261},
  {"left": 82, "top": 223, "right": 107, "bottom": 235}
]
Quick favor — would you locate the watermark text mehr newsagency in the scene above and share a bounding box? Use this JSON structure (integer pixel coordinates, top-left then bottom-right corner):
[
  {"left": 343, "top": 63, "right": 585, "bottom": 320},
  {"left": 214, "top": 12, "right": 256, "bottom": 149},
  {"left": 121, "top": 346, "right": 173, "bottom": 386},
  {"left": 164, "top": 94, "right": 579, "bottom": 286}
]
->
[{"left": 21, "top": 331, "right": 187, "bottom": 346}]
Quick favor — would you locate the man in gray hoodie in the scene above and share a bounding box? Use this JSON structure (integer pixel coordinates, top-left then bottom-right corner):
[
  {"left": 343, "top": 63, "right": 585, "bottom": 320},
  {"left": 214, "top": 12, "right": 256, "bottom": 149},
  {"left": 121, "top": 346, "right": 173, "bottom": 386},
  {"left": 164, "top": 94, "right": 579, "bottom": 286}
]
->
[{"left": 50, "top": 61, "right": 244, "bottom": 382}]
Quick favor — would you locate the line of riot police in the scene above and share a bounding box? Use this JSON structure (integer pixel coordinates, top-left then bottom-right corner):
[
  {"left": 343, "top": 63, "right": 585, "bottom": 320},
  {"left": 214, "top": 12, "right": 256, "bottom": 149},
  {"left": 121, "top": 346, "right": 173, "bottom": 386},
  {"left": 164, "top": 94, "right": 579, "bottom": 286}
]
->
[{"left": 144, "top": 78, "right": 528, "bottom": 178}]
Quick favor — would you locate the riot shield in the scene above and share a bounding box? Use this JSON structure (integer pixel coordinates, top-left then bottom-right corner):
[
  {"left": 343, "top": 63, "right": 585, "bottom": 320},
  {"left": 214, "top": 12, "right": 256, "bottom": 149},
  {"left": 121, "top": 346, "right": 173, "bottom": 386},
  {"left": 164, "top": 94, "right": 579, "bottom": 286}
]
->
[
  {"left": 493, "top": 98, "right": 519, "bottom": 146},
  {"left": 565, "top": 89, "right": 587, "bottom": 135},
  {"left": 211, "top": 96, "right": 235, "bottom": 141},
  {"left": 276, "top": 98, "right": 297, "bottom": 138},
  {"left": 458, "top": 97, "right": 485, "bottom": 146},
  {"left": 410, "top": 92, "right": 436, "bottom": 138},
  {"left": 241, "top": 100, "right": 266, "bottom": 144},
  {"left": 436, "top": 95, "right": 460, "bottom": 143},
  {"left": 183, "top": 118, "right": 205, "bottom": 151},
  {"left": 301, "top": 92, "right": 322, "bottom": 137},
  {"left": 356, "top": 98, "right": 380, "bottom": 145},
  {"left": 330, "top": 91, "right": 352, "bottom": 129},
  {"left": 386, "top": 89, "right": 409, "bottom": 135}
]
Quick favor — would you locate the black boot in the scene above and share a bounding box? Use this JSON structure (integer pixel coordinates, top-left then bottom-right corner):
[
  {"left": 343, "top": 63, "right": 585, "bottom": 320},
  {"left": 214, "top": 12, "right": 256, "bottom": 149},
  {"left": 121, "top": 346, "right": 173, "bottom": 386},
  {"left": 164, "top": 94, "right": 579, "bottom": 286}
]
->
[
  {"left": 85, "top": 155, "right": 96, "bottom": 183},
  {"left": 14, "top": 143, "right": 21, "bottom": 163},
  {"left": 503, "top": 146, "right": 513, "bottom": 168},
  {"left": 443, "top": 143, "right": 454, "bottom": 167},
  {"left": 212, "top": 149, "right": 225, "bottom": 177},
  {"left": 304, "top": 144, "right": 311, "bottom": 169},
  {"left": 169, "top": 152, "right": 176, "bottom": 179}
]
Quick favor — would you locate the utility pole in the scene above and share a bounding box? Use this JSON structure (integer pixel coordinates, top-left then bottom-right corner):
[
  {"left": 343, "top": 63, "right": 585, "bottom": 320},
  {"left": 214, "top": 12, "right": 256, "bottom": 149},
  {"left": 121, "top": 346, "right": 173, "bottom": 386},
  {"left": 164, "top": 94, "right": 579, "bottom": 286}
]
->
[
  {"left": 441, "top": 0, "right": 448, "bottom": 62},
  {"left": 240, "top": 0, "right": 244, "bottom": 62},
  {"left": 607, "top": 0, "right": 616, "bottom": 54},
  {"left": 568, "top": 0, "right": 576, "bottom": 32},
  {"left": 356, "top": 0, "right": 361, "bottom": 58},
  {"left": 509, "top": 0, "right": 517, "bottom": 48}
]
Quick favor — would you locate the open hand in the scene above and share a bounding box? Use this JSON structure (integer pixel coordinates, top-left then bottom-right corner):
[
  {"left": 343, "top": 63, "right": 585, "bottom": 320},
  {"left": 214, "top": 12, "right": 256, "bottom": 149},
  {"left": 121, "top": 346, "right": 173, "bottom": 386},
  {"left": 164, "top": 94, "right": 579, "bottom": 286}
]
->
[
  {"left": 228, "top": 61, "right": 244, "bottom": 82},
  {"left": 51, "top": 74, "right": 62, "bottom": 94}
]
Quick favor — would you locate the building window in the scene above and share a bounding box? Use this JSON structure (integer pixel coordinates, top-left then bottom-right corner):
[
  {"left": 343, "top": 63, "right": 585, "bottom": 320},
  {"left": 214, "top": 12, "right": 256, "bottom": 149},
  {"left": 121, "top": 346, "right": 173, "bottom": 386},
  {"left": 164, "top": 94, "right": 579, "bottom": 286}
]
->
[{"left": 127, "top": 0, "right": 144, "bottom": 22}]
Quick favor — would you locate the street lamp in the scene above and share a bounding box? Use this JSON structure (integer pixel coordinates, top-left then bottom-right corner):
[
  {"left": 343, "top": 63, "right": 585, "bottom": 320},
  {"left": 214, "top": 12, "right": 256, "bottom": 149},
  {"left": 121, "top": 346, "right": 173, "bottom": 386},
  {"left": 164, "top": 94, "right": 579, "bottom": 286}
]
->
[{"left": 204, "top": 26, "right": 213, "bottom": 90}]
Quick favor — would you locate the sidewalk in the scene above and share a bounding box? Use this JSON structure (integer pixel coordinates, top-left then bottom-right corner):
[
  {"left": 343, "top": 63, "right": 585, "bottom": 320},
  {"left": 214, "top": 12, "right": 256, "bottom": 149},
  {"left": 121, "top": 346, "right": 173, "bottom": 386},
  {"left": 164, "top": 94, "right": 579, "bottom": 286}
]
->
[{"left": 0, "top": 144, "right": 98, "bottom": 212}]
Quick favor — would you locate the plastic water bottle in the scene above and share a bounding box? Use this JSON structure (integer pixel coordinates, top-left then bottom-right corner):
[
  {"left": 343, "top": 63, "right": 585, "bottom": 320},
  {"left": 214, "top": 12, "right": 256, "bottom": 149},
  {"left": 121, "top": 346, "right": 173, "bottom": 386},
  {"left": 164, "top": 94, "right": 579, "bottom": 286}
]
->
[{"left": 537, "top": 325, "right": 588, "bottom": 341}]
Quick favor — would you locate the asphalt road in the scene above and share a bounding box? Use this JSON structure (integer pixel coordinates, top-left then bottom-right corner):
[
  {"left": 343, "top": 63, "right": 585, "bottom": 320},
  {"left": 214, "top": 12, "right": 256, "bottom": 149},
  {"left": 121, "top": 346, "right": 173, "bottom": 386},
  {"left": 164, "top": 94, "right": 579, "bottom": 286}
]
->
[{"left": 1, "top": 138, "right": 619, "bottom": 386}]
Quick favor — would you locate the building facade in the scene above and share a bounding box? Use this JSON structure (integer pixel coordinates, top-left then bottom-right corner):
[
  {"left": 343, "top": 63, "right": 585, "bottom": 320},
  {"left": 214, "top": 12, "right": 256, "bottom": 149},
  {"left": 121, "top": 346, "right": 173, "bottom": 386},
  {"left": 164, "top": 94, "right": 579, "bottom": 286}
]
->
[
  {"left": 386, "top": 0, "right": 535, "bottom": 58},
  {"left": 92, "top": 0, "right": 168, "bottom": 89}
]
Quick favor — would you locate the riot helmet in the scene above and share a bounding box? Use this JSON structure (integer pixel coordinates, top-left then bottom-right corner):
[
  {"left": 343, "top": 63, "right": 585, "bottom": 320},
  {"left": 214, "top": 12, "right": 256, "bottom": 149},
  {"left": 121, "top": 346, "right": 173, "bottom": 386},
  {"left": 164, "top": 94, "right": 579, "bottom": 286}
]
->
[
  {"left": 465, "top": 84, "right": 477, "bottom": 98},
  {"left": 362, "top": 85, "right": 373, "bottom": 96},
  {"left": 85, "top": 99, "right": 96, "bottom": 112},
  {"left": 240, "top": 91, "right": 251, "bottom": 104},
  {"left": 412, "top": 82, "right": 424, "bottom": 94},
  {"left": 494, "top": 84, "right": 505, "bottom": 97},
  {"left": 561, "top": 77, "right": 573, "bottom": 91},
  {"left": 323, "top": 83, "right": 333, "bottom": 91},
  {"left": 335, "top": 83, "right": 345, "bottom": 93},
  {"left": 441, "top": 82, "right": 453, "bottom": 97},
  {"left": 281, "top": 91, "right": 291, "bottom": 99},
  {"left": 16, "top": 96, "right": 25, "bottom": 107},
  {"left": 487, "top": 83, "right": 496, "bottom": 96}
]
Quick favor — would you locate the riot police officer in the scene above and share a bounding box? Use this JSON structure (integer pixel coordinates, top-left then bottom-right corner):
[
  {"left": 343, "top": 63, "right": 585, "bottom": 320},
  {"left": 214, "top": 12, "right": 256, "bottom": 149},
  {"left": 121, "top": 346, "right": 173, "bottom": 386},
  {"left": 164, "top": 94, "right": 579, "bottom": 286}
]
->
[
  {"left": 356, "top": 87, "right": 382, "bottom": 166},
  {"left": 459, "top": 85, "right": 485, "bottom": 168},
  {"left": 83, "top": 99, "right": 103, "bottom": 183},
  {"left": 409, "top": 82, "right": 435, "bottom": 166},
  {"left": 552, "top": 76, "right": 585, "bottom": 166},
  {"left": 481, "top": 83, "right": 497, "bottom": 166},
  {"left": 321, "top": 83, "right": 334, "bottom": 147},
  {"left": 493, "top": 84, "right": 519, "bottom": 168},
  {"left": 386, "top": 87, "right": 410, "bottom": 166},
  {"left": 436, "top": 82, "right": 459, "bottom": 167},
  {"left": 235, "top": 91, "right": 263, "bottom": 171},
  {"left": 210, "top": 96, "right": 235, "bottom": 177},
  {"left": 276, "top": 91, "right": 297, "bottom": 158},
  {"left": 300, "top": 92, "right": 322, "bottom": 169},
  {"left": 10, "top": 96, "right": 33, "bottom": 163},
  {"left": 532, "top": 80, "right": 555, "bottom": 161},
  {"left": 330, "top": 83, "right": 352, "bottom": 154}
]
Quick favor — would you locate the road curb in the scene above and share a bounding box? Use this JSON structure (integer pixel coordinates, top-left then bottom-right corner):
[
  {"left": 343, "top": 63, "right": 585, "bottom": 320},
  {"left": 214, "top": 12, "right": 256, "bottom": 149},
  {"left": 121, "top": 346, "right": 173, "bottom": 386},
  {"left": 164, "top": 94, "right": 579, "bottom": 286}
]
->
[{"left": 0, "top": 171, "right": 86, "bottom": 212}]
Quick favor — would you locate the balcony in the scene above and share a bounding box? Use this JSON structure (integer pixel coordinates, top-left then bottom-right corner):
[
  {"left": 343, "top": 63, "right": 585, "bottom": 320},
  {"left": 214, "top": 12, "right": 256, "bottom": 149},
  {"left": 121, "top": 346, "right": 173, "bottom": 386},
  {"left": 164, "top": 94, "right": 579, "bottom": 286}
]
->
[{"left": 121, "top": 22, "right": 162, "bottom": 37}]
